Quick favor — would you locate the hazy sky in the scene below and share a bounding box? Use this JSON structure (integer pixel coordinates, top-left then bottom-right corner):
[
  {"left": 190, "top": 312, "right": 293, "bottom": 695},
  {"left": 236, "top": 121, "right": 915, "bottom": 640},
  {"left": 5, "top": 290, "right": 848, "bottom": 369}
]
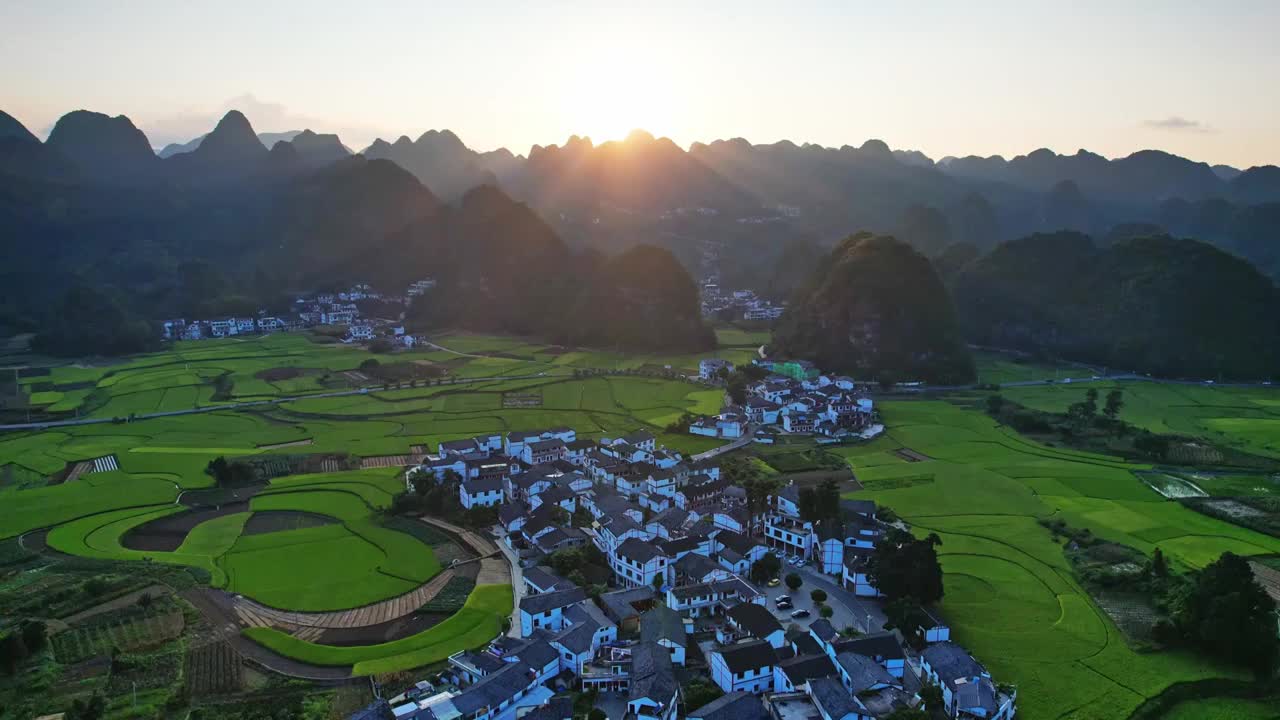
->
[{"left": 2, "top": 1, "right": 1277, "bottom": 167}]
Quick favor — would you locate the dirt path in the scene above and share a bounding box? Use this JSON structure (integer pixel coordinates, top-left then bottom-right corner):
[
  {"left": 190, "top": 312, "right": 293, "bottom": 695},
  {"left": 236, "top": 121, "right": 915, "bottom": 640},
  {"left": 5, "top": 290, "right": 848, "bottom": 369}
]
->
[
  {"left": 416, "top": 516, "right": 510, "bottom": 586},
  {"left": 60, "top": 584, "right": 174, "bottom": 625},
  {"left": 182, "top": 589, "right": 353, "bottom": 681},
  {"left": 231, "top": 569, "right": 458, "bottom": 630},
  {"left": 895, "top": 448, "right": 931, "bottom": 462}
]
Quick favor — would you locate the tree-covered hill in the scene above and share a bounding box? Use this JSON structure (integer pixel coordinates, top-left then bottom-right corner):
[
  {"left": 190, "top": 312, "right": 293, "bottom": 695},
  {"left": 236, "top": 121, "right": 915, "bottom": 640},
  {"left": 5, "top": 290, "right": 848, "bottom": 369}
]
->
[
  {"left": 952, "top": 232, "right": 1280, "bottom": 379},
  {"left": 772, "top": 233, "right": 975, "bottom": 384}
]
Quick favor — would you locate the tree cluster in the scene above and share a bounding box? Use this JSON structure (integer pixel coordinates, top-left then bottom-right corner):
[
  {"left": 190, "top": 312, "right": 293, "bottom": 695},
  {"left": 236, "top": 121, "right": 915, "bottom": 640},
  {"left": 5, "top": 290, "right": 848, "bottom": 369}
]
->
[
  {"left": 868, "top": 529, "right": 944, "bottom": 605},
  {"left": 1158, "top": 552, "right": 1279, "bottom": 677}
]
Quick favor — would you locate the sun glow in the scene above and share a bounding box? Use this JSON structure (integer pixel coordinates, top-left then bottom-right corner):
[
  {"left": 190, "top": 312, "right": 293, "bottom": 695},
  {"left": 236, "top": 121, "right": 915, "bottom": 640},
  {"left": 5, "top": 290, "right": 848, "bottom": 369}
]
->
[{"left": 558, "top": 46, "right": 680, "bottom": 145}]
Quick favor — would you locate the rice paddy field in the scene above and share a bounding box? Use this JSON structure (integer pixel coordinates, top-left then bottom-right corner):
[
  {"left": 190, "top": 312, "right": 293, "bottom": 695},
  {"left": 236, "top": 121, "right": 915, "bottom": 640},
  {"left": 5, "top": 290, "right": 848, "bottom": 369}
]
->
[
  {"left": 842, "top": 400, "right": 1280, "bottom": 720},
  {"left": 1001, "top": 380, "right": 1280, "bottom": 460},
  {"left": 0, "top": 332, "right": 731, "bottom": 680}
]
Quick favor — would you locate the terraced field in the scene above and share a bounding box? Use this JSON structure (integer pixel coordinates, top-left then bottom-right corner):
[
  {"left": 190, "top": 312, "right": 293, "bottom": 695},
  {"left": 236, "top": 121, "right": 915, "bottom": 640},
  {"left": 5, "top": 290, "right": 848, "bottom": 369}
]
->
[
  {"left": 843, "top": 401, "right": 1280, "bottom": 720},
  {"left": 0, "top": 333, "right": 735, "bottom": 682},
  {"left": 1002, "top": 380, "right": 1280, "bottom": 460}
]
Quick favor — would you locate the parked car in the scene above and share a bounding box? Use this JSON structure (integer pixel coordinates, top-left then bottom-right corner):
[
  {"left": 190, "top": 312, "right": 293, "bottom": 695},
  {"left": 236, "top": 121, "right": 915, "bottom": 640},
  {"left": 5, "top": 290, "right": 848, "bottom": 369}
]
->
[
  {"left": 776, "top": 600, "right": 793, "bottom": 610},
  {"left": 767, "top": 577, "right": 781, "bottom": 587},
  {"left": 790, "top": 609, "right": 811, "bottom": 619},
  {"left": 776, "top": 595, "right": 791, "bottom": 604}
]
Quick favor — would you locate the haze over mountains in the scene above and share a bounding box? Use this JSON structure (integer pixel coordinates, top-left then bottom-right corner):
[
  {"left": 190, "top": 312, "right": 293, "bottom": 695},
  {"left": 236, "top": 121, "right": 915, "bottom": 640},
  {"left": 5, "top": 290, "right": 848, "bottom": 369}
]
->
[{"left": 2, "top": 105, "right": 1279, "bottom": 378}]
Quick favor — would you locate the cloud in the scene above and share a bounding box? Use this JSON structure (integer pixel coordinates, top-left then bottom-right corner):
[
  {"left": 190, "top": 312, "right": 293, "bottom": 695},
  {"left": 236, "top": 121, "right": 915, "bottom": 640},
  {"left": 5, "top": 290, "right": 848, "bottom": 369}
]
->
[
  {"left": 1142, "top": 116, "right": 1216, "bottom": 134},
  {"left": 139, "top": 94, "right": 389, "bottom": 150}
]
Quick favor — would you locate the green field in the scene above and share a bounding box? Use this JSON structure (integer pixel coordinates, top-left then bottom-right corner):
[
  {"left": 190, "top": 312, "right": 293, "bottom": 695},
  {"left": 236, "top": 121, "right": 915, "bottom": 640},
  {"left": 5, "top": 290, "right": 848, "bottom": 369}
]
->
[
  {"left": 1001, "top": 380, "right": 1280, "bottom": 460},
  {"left": 243, "top": 583, "right": 514, "bottom": 675},
  {"left": 972, "top": 352, "right": 1096, "bottom": 385},
  {"left": 1158, "top": 696, "right": 1280, "bottom": 720},
  {"left": 844, "top": 401, "right": 1280, "bottom": 720},
  {"left": 41, "top": 469, "right": 441, "bottom": 611}
]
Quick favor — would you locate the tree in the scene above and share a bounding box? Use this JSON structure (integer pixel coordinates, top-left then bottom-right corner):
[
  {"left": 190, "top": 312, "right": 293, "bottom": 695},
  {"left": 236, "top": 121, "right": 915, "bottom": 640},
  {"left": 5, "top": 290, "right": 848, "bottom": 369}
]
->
[
  {"left": 810, "top": 589, "right": 827, "bottom": 604},
  {"left": 19, "top": 621, "right": 46, "bottom": 654},
  {"left": 986, "top": 394, "right": 1005, "bottom": 417},
  {"left": 785, "top": 573, "right": 802, "bottom": 591},
  {"left": 1171, "top": 552, "right": 1279, "bottom": 676},
  {"left": 588, "top": 710, "right": 607, "bottom": 720},
  {"left": 1151, "top": 548, "right": 1168, "bottom": 578},
  {"left": 884, "top": 708, "right": 928, "bottom": 720},
  {"left": 750, "top": 552, "right": 782, "bottom": 584},
  {"left": 920, "top": 684, "right": 945, "bottom": 713},
  {"left": 681, "top": 678, "right": 723, "bottom": 713},
  {"left": 65, "top": 693, "right": 106, "bottom": 720},
  {"left": 1134, "top": 432, "right": 1171, "bottom": 459},
  {"left": 1104, "top": 389, "right": 1124, "bottom": 421},
  {"left": 868, "top": 529, "right": 944, "bottom": 604},
  {"left": 819, "top": 605, "right": 834, "bottom": 619},
  {"left": 0, "top": 633, "right": 28, "bottom": 675},
  {"left": 727, "top": 376, "right": 747, "bottom": 405},
  {"left": 652, "top": 574, "right": 665, "bottom": 591}
]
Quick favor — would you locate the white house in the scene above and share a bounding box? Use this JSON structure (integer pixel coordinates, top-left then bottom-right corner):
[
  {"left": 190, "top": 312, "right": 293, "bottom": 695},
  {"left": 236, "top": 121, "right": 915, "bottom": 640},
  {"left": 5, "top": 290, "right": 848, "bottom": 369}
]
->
[
  {"left": 628, "top": 642, "right": 680, "bottom": 720},
  {"left": 700, "top": 359, "right": 734, "bottom": 380},
  {"left": 709, "top": 640, "right": 779, "bottom": 695},
  {"left": 612, "top": 538, "right": 669, "bottom": 589},
  {"left": 518, "top": 588, "right": 587, "bottom": 637},
  {"left": 639, "top": 605, "right": 688, "bottom": 666},
  {"left": 460, "top": 476, "right": 505, "bottom": 509},
  {"left": 920, "top": 643, "right": 1016, "bottom": 720}
]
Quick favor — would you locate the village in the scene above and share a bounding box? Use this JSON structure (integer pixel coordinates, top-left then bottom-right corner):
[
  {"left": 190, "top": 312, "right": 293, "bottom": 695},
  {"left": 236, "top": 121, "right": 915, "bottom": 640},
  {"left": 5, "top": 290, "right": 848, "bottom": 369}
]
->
[
  {"left": 158, "top": 279, "right": 437, "bottom": 346},
  {"left": 384, "top": 380, "right": 1015, "bottom": 720},
  {"left": 689, "top": 358, "right": 884, "bottom": 445}
]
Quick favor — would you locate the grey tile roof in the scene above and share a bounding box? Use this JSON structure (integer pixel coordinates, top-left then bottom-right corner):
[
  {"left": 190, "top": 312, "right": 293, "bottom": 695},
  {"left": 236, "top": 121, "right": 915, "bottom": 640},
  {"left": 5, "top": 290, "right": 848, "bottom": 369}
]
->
[
  {"left": 715, "top": 640, "right": 777, "bottom": 674},
  {"left": 552, "top": 620, "right": 597, "bottom": 655},
  {"left": 674, "top": 552, "right": 722, "bottom": 580},
  {"left": 807, "top": 676, "right": 857, "bottom": 720},
  {"left": 688, "top": 692, "right": 770, "bottom": 720},
  {"left": 921, "top": 642, "right": 986, "bottom": 684},
  {"left": 511, "top": 639, "right": 559, "bottom": 669},
  {"left": 616, "top": 538, "right": 666, "bottom": 564},
  {"left": 524, "top": 565, "right": 576, "bottom": 593},
  {"left": 727, "top": 602, "right": 783, "bottom": 640},
  {"left": 808, "top": 618, "right": 838, "bottom": 643},
  {"left": 639, "top": 605, "right": 686, "bottom": 647},
  {"left": 448, "top": 660, "right": 532, "bottom": 715},
  {"left": 835, "top": 651, "right": 895, "bottom": 694},
  {"left": 629, "top": 641, "right": 678, "bottom": 706},
  {"left": 778, "top": 653, "right": 837, "bottom": 686},
  {"left": 519, "top": 587, "right": 586, "bottom": 615},
  {"left": 599, "top": 586, "right": 655, "bottom": 622},
  {"left": 835, "top": 632, "right": 903, "bottom": 663},
  {"left": 462, "top": 475, "right": 503, "bottom": 494},
  {"left": 954, "top": 676, "right": 999, "bottom": 714}
]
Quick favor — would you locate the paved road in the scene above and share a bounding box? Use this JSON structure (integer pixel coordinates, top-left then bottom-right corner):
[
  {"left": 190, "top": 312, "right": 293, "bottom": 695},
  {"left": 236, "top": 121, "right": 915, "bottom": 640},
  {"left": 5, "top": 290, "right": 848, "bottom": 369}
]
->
[
  {"left": 492, "top": 529, "right": 526, "bottom": 636},
  {"left": 0, "top": 371, "right": 552, "bottom": 433},
  {"left": 692, "top": 426, "right": 756, "bottom": 461},
  {"left": 795, "top": 565, "right": 886, "bottom": 634}
]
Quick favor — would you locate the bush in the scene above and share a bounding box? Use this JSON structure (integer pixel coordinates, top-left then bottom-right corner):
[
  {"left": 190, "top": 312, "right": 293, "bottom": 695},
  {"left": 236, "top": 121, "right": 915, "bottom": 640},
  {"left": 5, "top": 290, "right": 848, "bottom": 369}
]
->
[
  {"left": 785, "top": 573, "right": 802, "bottom": 591},
  {"left": 810, "top": 589, "right": 827, "bottom": 604}
]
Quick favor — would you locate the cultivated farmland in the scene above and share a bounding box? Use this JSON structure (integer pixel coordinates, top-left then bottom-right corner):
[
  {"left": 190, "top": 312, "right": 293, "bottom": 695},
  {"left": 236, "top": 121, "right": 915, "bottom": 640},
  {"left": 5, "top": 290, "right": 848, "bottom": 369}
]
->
[{"left": 842, "top": 400, "right": 1280, "bottom": 720}]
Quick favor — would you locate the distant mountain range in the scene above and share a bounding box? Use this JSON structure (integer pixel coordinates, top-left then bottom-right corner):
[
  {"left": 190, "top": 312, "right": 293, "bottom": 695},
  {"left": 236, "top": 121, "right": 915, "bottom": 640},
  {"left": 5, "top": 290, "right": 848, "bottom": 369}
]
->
[
  {"left": 2, "top": 104, "right": 1279, "bottom": 372},
  {"left": 0, "top": 108, "right": 714, "bottom": 356}
]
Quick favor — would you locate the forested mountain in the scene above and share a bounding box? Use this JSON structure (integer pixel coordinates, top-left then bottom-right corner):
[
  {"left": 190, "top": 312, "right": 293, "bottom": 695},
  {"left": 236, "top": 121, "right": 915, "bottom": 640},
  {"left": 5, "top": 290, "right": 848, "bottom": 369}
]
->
[
  {"left": 362, "top": 130, "right": 499, "bottom": 201},
  {"left": 506, "top": 130, "right": 758, "bottom": 216},
  {"left": 951, "top": 232, "right": 1280, "bottom": 379},
  {"left": 773, "top": 233, "right": 975, "bottom": 384},
  {"left": 0, "top": 108, "right": 709, "bottom": 357},
  {"left": 563, "top": 244, "right": 715, "bottom": 352}
]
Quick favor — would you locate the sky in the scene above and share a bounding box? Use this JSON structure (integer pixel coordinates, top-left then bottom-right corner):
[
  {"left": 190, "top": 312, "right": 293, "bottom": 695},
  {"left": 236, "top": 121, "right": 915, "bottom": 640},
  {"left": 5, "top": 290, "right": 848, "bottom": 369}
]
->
[{"left": 2, "top": 0, "right": 1277, "bottom": 168}]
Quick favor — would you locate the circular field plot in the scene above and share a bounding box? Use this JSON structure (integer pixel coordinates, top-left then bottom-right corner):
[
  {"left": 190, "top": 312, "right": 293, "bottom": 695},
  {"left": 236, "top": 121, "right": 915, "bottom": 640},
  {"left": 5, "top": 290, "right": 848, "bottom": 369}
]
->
[{"left": 46, "top": 472, "right": 442, "bottom": 613}]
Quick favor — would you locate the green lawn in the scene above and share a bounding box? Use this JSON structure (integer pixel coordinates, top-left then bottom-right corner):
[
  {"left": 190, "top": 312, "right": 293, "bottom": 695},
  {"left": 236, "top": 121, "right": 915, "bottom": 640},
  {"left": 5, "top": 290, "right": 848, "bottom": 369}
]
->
[
  {"left": 242, "top": 583, "right": 514, "bottom": 674},
  {"left": 1159, "top": 696, "right": 1280, "bottom": 720},
  {"left": 1001, "top": 380, "right": 1280, "bottom": 459},
  {"left": 844, "top": 400, "right": 1275, "bottom": 720},
  {"left": 714, "top": 327, "right": 770, "bottom": 348}
]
